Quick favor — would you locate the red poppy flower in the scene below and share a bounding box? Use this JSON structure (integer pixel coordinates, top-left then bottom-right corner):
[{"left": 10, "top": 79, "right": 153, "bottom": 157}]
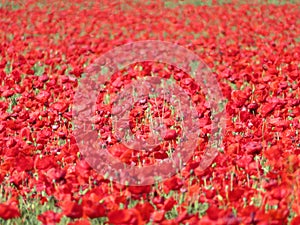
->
[
  {"left": 0, "top": 199, "right": 20, "bottom": 220},
  {"left": 108, "top": 209, "right": 143, "bottom": 225},
  {"left": 38, "top": 211, "right": 62, "bottom": 225},
  {"left": 61, "top": 201, "right": 83, "bottom": 219}
]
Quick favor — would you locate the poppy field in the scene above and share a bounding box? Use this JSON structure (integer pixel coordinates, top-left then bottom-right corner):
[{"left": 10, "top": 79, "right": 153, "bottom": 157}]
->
[{"left": 0, "top": 0, "right": 300, "bottom": 224}]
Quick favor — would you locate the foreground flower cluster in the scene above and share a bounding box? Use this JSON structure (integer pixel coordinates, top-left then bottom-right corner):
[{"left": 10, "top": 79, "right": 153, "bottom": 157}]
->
[{"left": 0, "top": 0, "right": 300, "bottom": 224}]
